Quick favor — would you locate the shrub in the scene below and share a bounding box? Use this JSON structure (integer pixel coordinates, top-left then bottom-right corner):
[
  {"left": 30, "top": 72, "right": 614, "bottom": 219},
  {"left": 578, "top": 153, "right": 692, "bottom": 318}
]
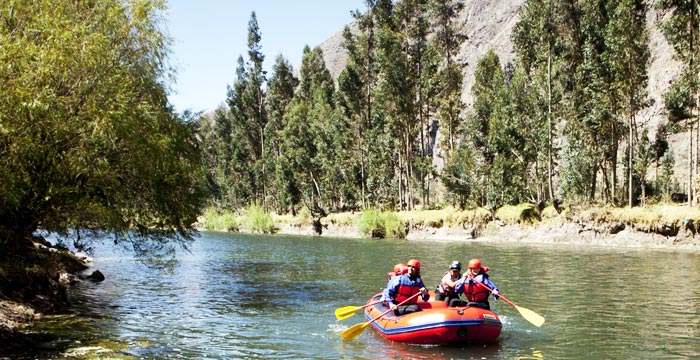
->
[
  {"left": 202, "top": 207, "right": 239, "bottom": 232},
  {"left": 245, "top": 205, "right": 275, "bottom": 234},
  {"left": 356, "top": 209, "right": 404, "bottom": 238}
]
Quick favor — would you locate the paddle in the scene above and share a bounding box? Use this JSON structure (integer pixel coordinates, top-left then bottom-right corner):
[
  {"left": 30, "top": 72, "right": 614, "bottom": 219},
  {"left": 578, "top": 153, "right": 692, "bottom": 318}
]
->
[
  {"left": 335, "top": 299, "right": 383, "bottom": 321},
  {"left": 341, "top": 291, "right": 422, "bottom": 341},
  {"left": 471, "top": 277, "right": 545, "bottom": 327}
]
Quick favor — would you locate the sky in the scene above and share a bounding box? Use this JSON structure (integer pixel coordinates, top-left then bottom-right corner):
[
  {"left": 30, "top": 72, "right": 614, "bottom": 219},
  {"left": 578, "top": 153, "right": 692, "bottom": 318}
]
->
[{"left": 165, "top": 0, "right": 365, "bottom": 114}]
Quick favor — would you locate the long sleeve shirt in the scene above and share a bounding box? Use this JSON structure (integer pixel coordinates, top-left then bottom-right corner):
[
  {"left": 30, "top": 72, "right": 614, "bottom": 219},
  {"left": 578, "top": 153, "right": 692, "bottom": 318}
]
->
[{"left": 382, "top": 274, "right": 429, "bottom": 306}]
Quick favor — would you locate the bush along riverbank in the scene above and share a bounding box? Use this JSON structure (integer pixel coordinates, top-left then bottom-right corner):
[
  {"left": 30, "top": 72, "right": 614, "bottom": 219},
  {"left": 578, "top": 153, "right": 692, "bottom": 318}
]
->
[
  {"left": 202, "top": 203, "right": 700, "bottom": 249},
  {"left": 0, "top": 235, "right": 103, "bottom": 350}
]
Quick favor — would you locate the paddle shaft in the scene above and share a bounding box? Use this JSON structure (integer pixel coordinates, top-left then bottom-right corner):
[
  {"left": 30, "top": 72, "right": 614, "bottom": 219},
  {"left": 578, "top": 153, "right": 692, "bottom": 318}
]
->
[
  {"left": 341, "top": 291, "right": 424, "bottom": 340},
  {"left": 335, "top": 299, "right": 383, "bottom": 320},
  {"left": 470, "top": 277, "right": 515, "bottom": 307},
  {"left": 361, "top": 299, "right": 383, "bottom": 309},
  {"left": 469, "top": 275, "right": 545, "bottom": 327},
  {"left": 369, "top": 291, "right": 422, "bottom": 323}
]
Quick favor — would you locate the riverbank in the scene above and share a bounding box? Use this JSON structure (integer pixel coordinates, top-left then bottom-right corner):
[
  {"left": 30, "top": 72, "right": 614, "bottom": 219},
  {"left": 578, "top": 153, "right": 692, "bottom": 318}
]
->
[
  {"left": 277, "top": 219, "right": 700, "bottom": 250},
  {"left": 271, "top": 204, "right": 700, "bottom": 250},
  {"left": 0, "top": 237, "right": 94, "bottom": 349}
]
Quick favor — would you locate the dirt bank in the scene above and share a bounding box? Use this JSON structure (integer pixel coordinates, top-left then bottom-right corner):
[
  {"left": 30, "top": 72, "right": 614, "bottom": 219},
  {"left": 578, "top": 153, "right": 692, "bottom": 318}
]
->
[{"left": 278, "top": 219, "right": 700, "bottom": 250}]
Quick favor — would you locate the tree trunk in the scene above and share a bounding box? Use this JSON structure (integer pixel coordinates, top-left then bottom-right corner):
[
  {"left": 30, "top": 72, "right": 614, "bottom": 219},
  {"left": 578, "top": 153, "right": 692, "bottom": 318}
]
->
[{"left": 629, "top": 113, "right": 634, "bottom": 208}]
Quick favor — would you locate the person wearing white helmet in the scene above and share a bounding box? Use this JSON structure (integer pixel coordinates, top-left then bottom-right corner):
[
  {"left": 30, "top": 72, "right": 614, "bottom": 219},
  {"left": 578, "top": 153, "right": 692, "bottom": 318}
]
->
[{"left": 435, "top": 260, "right": 463, "bottom": 306}]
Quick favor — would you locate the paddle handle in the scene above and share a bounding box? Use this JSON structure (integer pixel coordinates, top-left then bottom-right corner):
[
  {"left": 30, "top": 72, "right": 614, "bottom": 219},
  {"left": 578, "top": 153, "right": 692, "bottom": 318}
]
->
[{"left": 367, "top": 291, "right": 422, "bottom": 324}]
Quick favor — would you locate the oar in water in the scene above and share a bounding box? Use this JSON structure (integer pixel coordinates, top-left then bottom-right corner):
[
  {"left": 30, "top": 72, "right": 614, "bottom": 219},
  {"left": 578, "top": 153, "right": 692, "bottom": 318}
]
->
[
  {"left": 472, "top": 279, "right": 545, "bottom": 327},
  {"left": 335, "top": 299, "right": 383, "bottom": 321},
  {"left": 341, "top": 292, "right": 422, "bottom": 341}
]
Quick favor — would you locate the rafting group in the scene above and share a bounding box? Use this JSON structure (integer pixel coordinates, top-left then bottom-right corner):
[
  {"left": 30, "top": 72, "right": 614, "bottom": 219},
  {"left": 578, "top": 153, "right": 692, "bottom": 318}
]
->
[
  {"left": 337, "top": 258, "right": 545, "bottom": 344},
  {"left": 385, "top": 258, "right": 498, "bottom": 314}
]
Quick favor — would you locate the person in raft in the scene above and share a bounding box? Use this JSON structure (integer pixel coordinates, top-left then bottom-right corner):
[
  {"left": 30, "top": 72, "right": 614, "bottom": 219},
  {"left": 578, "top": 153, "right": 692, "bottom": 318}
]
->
[
  {"left": 434, "top": 260, "right": 463, "bottom": 307},
  {"left": 387, "top": 263, "right": 408, "bottom": 281},
  {"left": 454, "top": 258, "right": 499, "bottom": 309},
  {"left": 383, "top": 258, "right": 429, "bottom": 315}
]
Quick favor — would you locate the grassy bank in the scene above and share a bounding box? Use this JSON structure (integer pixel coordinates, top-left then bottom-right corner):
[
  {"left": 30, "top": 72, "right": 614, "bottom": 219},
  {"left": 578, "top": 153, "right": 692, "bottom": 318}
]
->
[{"left": 201, "top": 203, "right": 700, "bottom": 239}]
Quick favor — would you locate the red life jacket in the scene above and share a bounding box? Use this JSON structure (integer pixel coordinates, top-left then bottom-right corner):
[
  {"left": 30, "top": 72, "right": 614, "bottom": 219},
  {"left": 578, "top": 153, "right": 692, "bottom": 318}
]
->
[
  {"left": 465, "top": 269, "right": 491, "bottom": 302},
  {"left": 395, "top": 280, "right": 422, "bottom": 304}
]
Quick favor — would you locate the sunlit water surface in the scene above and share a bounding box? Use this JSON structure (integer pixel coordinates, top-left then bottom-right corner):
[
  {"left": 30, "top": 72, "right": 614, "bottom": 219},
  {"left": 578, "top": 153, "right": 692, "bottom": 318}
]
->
[{"left": 14, "top": 232, "right": 700, "bottom": 359}]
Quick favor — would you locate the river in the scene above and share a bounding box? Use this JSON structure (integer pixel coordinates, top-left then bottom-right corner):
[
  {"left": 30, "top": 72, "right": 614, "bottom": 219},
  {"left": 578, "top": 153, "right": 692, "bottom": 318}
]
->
[{"left": 14, "top": 231, "right": 700, "bottom": 359}]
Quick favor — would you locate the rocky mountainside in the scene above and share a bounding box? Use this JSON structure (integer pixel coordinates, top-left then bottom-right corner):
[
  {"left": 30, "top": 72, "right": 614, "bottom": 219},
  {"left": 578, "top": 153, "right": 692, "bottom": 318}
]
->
[{"left": 315, "top": 0, "right": 688, "bottom": 187}]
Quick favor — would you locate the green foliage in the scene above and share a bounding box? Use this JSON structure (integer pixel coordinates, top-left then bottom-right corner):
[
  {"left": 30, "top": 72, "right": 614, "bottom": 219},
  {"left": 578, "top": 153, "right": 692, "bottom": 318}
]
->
[
  {"left": 662, "top": 67, "right": 695, "bottom": 123},
  {"left": 202, "top": 208, "right": 239, "bottom": 232},
  {"left": 442, "top": 141, "right": 477, "bottom": 209},
  {"left": 245, "top": 205, "right": 275, "bottom": 234},
  {"left": 356, "top": 209, "right": 405, "bottom": 238},
  {"left": 0, "top": 0, "right": 208, "bottom": 252},
  {"left": 495, "top": 204, "right": 539, "bottom": 225}
]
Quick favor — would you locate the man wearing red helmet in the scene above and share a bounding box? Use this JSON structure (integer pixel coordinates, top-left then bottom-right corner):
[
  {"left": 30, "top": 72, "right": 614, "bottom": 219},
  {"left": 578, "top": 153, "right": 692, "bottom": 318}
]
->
[
  {"left": 454, "top": 258, "right": 499, "bottom": 309},
  {"left": 382, "top": 258, "right": 429, "bottom": 315}
]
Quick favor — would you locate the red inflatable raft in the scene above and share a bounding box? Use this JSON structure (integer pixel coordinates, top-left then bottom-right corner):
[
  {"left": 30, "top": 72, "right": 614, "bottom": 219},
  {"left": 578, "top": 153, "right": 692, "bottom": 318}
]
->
[{"left": 363, "top": 292, "right": 502, "bottom": 344}]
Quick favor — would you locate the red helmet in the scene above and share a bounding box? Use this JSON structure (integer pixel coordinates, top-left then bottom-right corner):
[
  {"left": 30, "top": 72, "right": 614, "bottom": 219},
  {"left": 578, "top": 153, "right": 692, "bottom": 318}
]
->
[
  {"left": 468, "top": 258, "right": 481, "bottom": 269},
  {"left": 394, "top": 263, "right": 408, "bottom": 274},
  {"left": 407, "top": 259, "right": 421, "bottom": 270}
]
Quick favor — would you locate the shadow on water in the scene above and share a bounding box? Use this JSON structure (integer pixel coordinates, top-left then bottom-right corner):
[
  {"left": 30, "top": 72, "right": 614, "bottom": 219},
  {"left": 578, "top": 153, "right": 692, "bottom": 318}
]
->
[
  {"left": 0, "top": 332, "right": 66, "bottom": 360},
  {"left": 358, "top": 331, "right": 503, "bottom": 360}
]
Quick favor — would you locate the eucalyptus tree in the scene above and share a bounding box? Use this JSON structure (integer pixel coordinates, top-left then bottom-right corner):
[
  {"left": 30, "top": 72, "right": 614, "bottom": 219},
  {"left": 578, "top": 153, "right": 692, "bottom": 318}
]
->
[
  {"left": 226, "top": 57, "right": 256, "bottom": 208},
  {"left": 425, "top": 0, "right": 465, "bottom": 206},
  {"left": 340, "top": 0, "right": 380, "bottom": 209},
  {"left": 635, "top": 129, "right": 653, "bottom": 205},
  {"left": 428, "top": 0, "right": 466, "bottom": 154},
  {"left": 460, "top": 50, "right": 504, "bottom": 206},
  {"left": 0, "top": 0, "right": 208, "bottom": 254},
  {"left": 378, "top": 0, "right": 429, "bottom": 210},
  {"left": 278, "top": 46, "right": 343, "bottom": 218},
  {"left": 207, "top": 106, "right": 235, "bottom": 208},
  {"left": 512, "top": 0, "right": 581, "bottom": 203},
  {"left": 265, "top": 55, "right": 298, "bottom": 213},
  {"left": 656, "top": 0, "right": 700, "bottom": 206},
  {"left": 605, "top": 0, "right": 649, "bottom": 207},
  {"left": 226, "top": 12, "right": 269, "bottom": 209},
  {"left": 564, "top": 0, "right": 617, "bottom": 204}
]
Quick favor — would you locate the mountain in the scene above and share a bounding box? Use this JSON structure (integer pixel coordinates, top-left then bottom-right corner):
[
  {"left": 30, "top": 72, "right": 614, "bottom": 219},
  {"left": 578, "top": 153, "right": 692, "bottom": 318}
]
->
[{"left": 315, "top": 0, "right": 689, "bottom": 188}]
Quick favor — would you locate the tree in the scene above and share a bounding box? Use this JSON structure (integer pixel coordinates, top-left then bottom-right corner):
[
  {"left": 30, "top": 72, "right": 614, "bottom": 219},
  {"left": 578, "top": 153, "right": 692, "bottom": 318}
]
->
[
  {"left": 635, "top": 129, "right": 653, "bottom": 205},
  {"left": 656, "top": 0, "right": 700, "bottom": 206},
  {"left": 605, "top": 0, "right": 650, "bottom": 207},
  {"left": 512, "top": 0, "right": 581, "bottom": 203},
  {"left": 266, "top": 55, "right": 298, "bottom": 213},
  {"left": 0, "top": 0, "right": 208, "bottom": 254}
]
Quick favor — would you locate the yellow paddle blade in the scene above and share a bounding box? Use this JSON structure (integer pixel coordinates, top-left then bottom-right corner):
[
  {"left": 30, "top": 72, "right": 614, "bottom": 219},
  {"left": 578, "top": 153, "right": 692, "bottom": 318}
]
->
[
  {"left": 515, "top": 305, "right": 545, "bottom": 327},
  {"left": 341, "top": 321, "right": 370, "bottom": 340},
  {"left": 335, "top": 306, "right": 361, "bottom": 321}
]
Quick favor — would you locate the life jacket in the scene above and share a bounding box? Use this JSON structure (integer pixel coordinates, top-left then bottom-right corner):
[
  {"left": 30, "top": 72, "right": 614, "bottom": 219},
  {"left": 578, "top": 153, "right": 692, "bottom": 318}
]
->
[
  {"left": 464, "top": 272, "right": 491, "bottom": 302},
  {"left": 395, "top": 276, "right": 422, "bottom": 304},
  {"left": 437, "top": 271, "right": 461, "bottom": 295}
]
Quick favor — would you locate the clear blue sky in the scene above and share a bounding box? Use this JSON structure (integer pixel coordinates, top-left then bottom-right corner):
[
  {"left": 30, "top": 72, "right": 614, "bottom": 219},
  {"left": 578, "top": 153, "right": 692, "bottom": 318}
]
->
[{"left": 165, "top": 0, "right": 365, "bottom": 113}]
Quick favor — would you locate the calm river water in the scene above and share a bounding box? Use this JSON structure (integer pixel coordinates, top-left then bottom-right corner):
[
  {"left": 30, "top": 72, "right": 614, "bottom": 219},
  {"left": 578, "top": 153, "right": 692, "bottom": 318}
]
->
[{"left": 15, "top": 231, "right": 700, "bottom": 359}]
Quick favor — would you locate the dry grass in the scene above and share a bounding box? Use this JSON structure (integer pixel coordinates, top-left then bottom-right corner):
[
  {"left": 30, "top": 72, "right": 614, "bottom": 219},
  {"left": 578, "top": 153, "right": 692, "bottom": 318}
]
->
[
  {"left": 203, "top": 203, "right": 699, "bottom": 237},
  {"left": 397, "top": 207, "right": 492, "bottom": 228},
  {"left": 578, "top": 204, "right": 699, "bottom": 227}
]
